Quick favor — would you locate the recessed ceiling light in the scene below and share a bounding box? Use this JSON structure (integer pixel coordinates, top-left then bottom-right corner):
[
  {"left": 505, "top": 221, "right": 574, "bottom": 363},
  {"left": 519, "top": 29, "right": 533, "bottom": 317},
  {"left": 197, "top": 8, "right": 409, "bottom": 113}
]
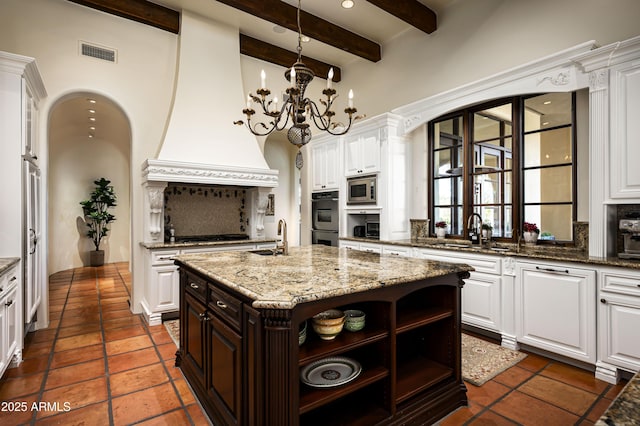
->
[
  {"left": 273, "top": 25, "right": 286, "bottom": 34},
  {"left": 88, "top": 109, "right": 96, "bottom": 114},
  {"left": 542, "top": 121, "right": 550, "bottom": 126},
  {"left": 88, "top": 134, "right": 94, "bottom": 139},
  {"left": 89, "top": 117, "right": 96, "bottom": 122},
  {"left": 342, "top": 0, "right": 354, "bottom": 8},
  {"left": 88, "top": 98, "right": 96, "bottom": 104},
  {"left": 301, "top": 35, "right": 310, "bottom": 43},
  {"left": 89, "top": 126, "right": 96, "bottom": 131},
  {"left": 543, "top": 101, "right": 552, "bottom": 105}
]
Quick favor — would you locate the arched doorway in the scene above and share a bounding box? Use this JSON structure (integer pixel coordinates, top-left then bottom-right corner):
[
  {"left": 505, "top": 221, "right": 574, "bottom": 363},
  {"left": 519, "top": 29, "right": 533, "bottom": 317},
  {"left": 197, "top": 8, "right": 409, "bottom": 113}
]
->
[{"left": 48, "top": 92, "right": 132, "bottom": 273}]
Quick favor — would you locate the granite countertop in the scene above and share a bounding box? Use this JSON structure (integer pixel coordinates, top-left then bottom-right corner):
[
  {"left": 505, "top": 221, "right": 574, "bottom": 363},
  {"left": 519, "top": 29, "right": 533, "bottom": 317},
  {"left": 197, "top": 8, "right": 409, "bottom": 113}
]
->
[
  {"left": 342, "top": 237, "right": 640, "bottom": 270},
  {"left": 140, "top": 238, "right": 277, "bottom": 250},
  {"left": 597, "top": 371, "right": 640, "bottom": 425},
  {"left": 0, "top": 258, "right": 20, "bottom": 276},
  {"left": 173, "top": 245, "right": 473, "bottom": 310}
]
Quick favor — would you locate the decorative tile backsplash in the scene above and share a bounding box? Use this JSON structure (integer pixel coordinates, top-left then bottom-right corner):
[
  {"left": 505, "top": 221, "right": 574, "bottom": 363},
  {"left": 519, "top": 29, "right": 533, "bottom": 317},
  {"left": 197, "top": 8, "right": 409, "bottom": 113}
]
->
[{"left": 164, "top": 183, "right": 247, "bottom": 238}]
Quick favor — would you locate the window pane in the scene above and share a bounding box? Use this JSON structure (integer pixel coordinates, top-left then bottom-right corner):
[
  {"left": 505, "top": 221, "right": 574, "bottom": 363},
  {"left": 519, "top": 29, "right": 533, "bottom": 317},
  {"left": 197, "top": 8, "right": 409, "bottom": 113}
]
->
[
  {"left": 434, "top": 117, "right": 462, "bottom": 149},
  {"left": 524, "top": 204, "right": 573, "bottom": 241},
  {"left": 504, "top": 171, "right": 512, "bottom": 203},
  {"left": 524, "top": 92, "right": 572, "bottom": 131},
  {"left": 434, "top": 178, "right": 451, "bottom": 205},
  {"left": 524, "top": 166, "right": 572, "bottom": 203},
  {"left": 474, "top": 173, "right": 501, "bottom": 204},
  {"left": 473, "top": 104, "right": 512, "bottom": 141},
  {"left": 524, "top": 127, "right": 572, "bottom": 167},
  {"left": 434, "top": 149, "right": 452, "bottom": 176}
]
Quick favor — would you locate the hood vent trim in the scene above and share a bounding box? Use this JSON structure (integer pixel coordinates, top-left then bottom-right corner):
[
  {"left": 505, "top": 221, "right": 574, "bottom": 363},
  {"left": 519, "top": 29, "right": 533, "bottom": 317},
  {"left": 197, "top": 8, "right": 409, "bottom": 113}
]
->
[{"left": 142, "top": 159, "right": 278, "bottom": 187}]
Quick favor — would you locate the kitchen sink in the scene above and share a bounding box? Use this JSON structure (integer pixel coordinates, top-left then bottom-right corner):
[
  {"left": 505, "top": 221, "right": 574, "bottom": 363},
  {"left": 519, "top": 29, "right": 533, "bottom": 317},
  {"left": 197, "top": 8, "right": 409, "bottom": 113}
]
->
[
  {"left": 249, "top": 249, "right": 281, "bottom": 256},
  {"left": 443, "top": 243, "right": 472, "bottom": 248},
  {"left": 490, "top": 247, "right": 512, "bottom": 252}
]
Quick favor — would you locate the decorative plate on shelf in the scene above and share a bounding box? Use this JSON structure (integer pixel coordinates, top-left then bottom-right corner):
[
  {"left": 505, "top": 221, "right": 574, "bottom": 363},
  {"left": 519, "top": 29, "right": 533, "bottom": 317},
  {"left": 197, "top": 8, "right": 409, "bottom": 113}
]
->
[{"left": 300, "top": 356, "right": 362, "bottom": 388}]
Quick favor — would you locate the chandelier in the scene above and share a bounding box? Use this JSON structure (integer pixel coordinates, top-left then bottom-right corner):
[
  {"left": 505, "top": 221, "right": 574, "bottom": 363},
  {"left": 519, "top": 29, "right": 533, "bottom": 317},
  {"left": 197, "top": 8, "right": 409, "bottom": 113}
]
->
[{"left": 234, "top": 0, "right": 363, "bottom": 168}]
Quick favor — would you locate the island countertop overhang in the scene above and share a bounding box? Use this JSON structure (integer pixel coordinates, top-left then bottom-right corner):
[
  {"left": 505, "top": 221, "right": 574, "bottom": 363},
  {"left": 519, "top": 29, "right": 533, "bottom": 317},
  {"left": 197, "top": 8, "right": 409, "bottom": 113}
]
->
[{"left": 173, "top": 245, "right": 473, "bottom": 309}]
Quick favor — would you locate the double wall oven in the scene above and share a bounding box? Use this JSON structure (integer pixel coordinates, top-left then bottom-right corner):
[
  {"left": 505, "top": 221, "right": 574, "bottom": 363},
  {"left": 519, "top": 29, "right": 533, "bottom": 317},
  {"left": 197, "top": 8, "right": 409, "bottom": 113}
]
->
[{"left": 311, "top": 191, "right": 339, "bottom": 246}]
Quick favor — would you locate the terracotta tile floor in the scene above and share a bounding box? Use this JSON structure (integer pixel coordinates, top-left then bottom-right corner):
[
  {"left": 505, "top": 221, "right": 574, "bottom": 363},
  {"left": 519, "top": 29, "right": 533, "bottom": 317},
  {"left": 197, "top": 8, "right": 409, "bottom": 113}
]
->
[
  {"left": 0, "top": 263, "right": 210, "bottom": 426},
  {"left": 0, "top": 263, "right": 629, "bottom": 425}
]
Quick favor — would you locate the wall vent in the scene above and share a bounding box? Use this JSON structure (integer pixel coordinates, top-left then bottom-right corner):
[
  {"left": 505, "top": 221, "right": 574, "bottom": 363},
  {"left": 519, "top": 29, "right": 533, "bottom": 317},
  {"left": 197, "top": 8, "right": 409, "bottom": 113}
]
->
[{"left": 79, "top": 41, "right": 117, "bottom": 63}]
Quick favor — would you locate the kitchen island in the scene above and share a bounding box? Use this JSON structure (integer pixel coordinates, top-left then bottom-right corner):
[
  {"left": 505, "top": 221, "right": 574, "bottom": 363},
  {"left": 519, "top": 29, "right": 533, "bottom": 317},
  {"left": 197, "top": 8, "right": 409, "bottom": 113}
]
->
[{"left": 174, "top": 245, "right": 472, "bottom": 425}]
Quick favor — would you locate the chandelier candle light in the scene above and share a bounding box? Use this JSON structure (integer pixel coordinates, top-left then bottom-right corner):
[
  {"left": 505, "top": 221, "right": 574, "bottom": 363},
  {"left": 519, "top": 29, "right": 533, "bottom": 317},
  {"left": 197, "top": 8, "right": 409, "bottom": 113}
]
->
[{"left": 235, "top": 0, "right": 363, "bottom": 168}]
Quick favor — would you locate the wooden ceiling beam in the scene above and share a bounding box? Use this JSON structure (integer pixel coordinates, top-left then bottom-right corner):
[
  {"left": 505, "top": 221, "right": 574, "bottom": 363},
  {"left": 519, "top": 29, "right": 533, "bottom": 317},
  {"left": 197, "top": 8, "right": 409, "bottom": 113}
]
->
[
  {"left": 240, "top": 34, "right": 342, "bottom": 82},
  {"left": 216, "top": 0, "right": 381, "bottom": 62},
  {"left": 66, "top": 0, "right": 180, "bottom": 34},
  {"left": 365, "top": 0, "right": 437, "bottom": 34}
]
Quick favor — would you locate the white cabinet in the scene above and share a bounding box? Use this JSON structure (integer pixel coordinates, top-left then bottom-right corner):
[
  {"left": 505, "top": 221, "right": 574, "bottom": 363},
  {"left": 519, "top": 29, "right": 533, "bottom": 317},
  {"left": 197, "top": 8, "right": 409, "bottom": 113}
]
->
[
  {"left": 344, "top": 129, "right": 380, "bottom": 177},
  {"left": 382, "top": 244, "right": 412, "bottom": 257},
  {"left": 608, "top": 42, "right": 640, "bottom": 200},
  {"left": 311, "top": 139, "right": 339, "bottom": 191},
  {"left": 596, "top": 268, "right": 640, "bottom": 383},
  {"left": 414, "top": 248, "right": 503, "bottom": 334},
  {"left": 0, "top": 264, "right": 20, "bottom": 378},
  {"left": 142, "top": 242, "right": 276, "bottom": 325},
  {"left": 515, "top": 261, "right": 596, "bottom": 364}
]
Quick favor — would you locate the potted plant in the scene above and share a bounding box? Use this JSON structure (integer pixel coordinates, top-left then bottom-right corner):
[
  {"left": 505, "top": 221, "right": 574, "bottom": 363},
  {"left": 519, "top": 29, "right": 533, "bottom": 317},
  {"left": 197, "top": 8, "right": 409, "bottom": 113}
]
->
[
  {"left": 481, "top": 223, "right": 493, "bottom": 240},
  {"left": 434, "top": 221, "right": 448, "bottom": 239},
  {"left": 523, "top": 222, "right": 540, "bottom": 245},
  {"left": 80, "top": 178, "right": 117, "bottom": 266}
]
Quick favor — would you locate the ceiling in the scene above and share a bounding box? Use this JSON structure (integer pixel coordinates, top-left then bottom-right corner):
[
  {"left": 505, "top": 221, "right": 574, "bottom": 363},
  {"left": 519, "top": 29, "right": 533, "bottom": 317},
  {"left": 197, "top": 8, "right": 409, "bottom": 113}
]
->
[{"left": 150, "top": 0, "right": 454, "bottom": 70}]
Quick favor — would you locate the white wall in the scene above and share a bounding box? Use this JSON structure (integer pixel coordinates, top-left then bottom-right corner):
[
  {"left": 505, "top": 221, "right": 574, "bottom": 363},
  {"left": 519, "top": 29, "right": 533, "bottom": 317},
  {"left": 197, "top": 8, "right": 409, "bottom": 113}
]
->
[{"left": 263, "top": 132, "right": 301, "bottom": 246}]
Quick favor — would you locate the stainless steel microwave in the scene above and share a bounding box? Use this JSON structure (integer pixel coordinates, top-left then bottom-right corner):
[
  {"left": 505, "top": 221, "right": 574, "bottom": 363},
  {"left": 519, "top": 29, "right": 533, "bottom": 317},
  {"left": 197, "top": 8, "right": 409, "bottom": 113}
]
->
[{"left": 347, "top": 175, "right": 377, "bottom": 204}]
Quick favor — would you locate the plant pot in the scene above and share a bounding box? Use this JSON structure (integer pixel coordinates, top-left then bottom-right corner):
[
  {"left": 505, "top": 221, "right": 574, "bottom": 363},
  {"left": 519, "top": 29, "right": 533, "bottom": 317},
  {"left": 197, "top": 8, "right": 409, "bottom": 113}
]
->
[
  {"left": 523, "top": 232, "right": 538, "bottom": 245},
  {"left": 435, "top": 228, "right": 447, "bottom": 239},
  {"left": 90, "top": 250, "right": 105, "bottom": 266}
]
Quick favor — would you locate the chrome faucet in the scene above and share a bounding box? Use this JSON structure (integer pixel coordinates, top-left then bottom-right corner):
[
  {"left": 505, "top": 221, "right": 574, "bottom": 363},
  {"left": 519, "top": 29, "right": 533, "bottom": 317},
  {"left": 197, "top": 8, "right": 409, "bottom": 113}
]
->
[
  {"left": 277, "top": 219, "right": 288, "bottom": 255},
  {"left": 467, "top": 213, "right": 483, "bottom": 245}
]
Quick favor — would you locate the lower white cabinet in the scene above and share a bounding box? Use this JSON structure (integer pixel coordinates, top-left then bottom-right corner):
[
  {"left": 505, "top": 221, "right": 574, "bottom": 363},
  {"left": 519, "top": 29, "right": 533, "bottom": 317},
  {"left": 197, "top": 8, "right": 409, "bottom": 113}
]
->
[
  {"left": 414, "top": 248, "right": 502, "bottom": 334},
  {"left": 142, "top": 242, "right": 276, "bottom": 325},
  {"left": 515, "top": 261, "right": 596, "bottom": 364},
  {"left": 596, "top": 267, "right": 640, "bottom": 383},
  {"left": 0, "top": 265, "right": 20, "bottom": 378}
]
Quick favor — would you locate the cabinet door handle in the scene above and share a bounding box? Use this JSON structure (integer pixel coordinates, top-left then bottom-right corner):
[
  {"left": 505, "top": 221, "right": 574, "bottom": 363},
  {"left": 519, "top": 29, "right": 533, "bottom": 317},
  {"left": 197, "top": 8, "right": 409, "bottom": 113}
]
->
[
  {"left": 9, "top": 276, "right": 16, "bottom": 283},
  {"left": 198, "top": 312, "right": 209, "bottom": 321},
  {"left": 157, "top": 256, "right": 174, "bottom": 261},
  {"left": 535, "top": 266, "right": 569, "bottom": 274},
  {"left": 600, "top": 298, "right": 607, "bottom": 304},
  {"left": 216, "top": 300, "right": 227, "bottom": 309},
  {"left": 5, "top": 300, "right": 13, "bottom": 307},
  {"left": 190, "top": 283, "right": 199, "bottom": 290}
]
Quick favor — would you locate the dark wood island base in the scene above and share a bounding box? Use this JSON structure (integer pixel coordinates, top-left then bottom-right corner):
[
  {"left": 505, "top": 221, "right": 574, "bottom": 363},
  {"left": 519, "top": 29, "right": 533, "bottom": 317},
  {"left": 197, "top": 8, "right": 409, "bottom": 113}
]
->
[{"left": 174, "top": 246, "right": 471, "bottom": 425}]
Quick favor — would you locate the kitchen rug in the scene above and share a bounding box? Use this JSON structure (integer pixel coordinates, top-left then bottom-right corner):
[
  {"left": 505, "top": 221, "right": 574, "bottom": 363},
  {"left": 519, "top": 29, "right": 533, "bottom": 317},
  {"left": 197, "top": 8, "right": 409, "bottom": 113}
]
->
[
  {"left": 461, "top": 333, "right": 527, "bottom": 386},
  {"left": 164, "top": 319, "right": 180, "bottom": 347}
]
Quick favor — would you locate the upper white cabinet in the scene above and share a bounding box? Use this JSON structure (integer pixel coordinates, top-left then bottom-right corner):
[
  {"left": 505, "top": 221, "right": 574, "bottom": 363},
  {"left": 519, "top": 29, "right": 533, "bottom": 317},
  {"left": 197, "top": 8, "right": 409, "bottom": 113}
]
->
[
  {"left": 344, "top": 129, "right": 380, "bottom": 177},
  {"left": 515, "top": 260, "right": 596, "bottom": 364},
  {"left": 608, "top": 56, "right": 640, "bottom": 200},
  {"left": 310, "top": 138, "right": 339, "bottom": 191}
]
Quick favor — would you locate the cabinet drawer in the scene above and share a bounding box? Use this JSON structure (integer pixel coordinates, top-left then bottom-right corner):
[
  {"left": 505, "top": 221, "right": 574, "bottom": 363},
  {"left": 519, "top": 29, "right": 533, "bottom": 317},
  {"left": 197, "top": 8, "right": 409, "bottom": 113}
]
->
[
  {"left": 209, "top": 284, "right": 242, "bottom": 331},
  {"left": 151, "top": 249, "right": 179, "bottom": 266},
  {"left": 0, "top": 265, "right": 19, "bottom": 294},
  {"left": 600, "top": 269, "right": 640, "bottom": 297},
  {"left": 415, "top": 248, "right": 501, "bottom": 275},
  {"left": 184, "top": 272, "right": 207, "bottom": 302}
]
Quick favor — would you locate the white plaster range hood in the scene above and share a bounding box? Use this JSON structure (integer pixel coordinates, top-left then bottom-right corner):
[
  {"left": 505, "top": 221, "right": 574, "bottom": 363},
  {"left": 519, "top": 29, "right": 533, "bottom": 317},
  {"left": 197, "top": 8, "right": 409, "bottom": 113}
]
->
[{"left": 141, "top": 11, "right": 278, "bottom": 243}]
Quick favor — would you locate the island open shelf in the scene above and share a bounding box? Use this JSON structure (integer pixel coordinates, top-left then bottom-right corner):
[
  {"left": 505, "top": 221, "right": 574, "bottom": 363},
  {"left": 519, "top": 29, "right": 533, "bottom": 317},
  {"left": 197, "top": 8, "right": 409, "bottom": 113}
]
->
[{"left": 174, "top": 245, "right": 471, "bottom": 425}]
